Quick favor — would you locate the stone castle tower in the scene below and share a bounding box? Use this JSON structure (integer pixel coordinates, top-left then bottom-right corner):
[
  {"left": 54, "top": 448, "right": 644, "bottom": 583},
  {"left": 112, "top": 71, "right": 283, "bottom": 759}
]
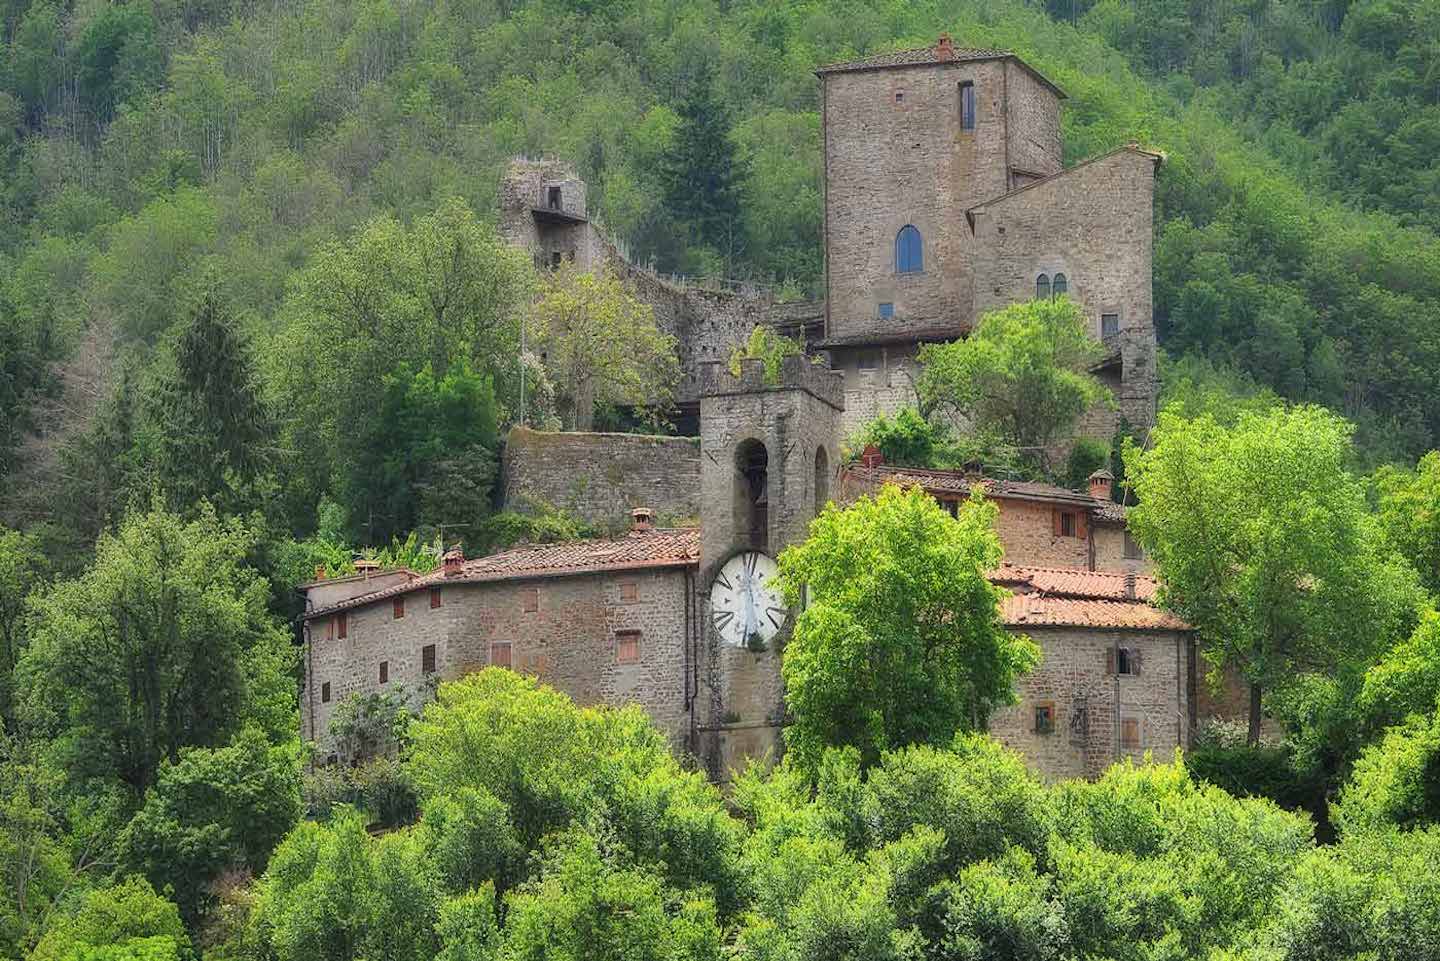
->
[
  {"left": 817, "top": 37, "right": 1160, "bottom": 437},
  {"left": 694, "top": 355, "right": 843, "bottom": 776}
]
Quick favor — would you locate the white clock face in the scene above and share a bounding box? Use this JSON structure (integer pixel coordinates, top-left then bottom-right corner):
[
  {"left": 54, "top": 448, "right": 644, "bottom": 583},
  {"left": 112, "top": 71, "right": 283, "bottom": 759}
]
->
[{"left": 709, "top": 551, "right": 787, "bottom": 648}]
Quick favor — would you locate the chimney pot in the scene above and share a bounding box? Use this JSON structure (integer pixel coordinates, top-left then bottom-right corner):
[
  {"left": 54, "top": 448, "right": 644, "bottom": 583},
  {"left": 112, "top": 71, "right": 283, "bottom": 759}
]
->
[
  {"left": 631, "top": 507, "right": 655, "bottom": 532},
  {"left": 1088, "top": 468, "right": 1114, "bottom": 502},
  {"left": 314, "top": 564, "right": 327, "bottom": 581},
  {"left": 936, "top": 34, "right": 955, "bottom": 60},
  {"left": 442, "top": 547, "right": 464, "bottom": 577},
  {"left": 1124, "top": 570, "right": 1137, "bottom": 600}
]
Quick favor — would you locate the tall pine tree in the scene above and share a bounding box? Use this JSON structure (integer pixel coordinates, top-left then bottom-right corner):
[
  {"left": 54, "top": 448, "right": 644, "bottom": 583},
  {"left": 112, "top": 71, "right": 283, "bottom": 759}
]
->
[{"left": 662, "top": 62, "right": 744, "bottom": 273}]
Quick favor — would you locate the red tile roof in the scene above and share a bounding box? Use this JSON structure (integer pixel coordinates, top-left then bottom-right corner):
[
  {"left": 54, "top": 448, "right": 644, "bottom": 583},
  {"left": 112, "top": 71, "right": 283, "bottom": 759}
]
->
[
  {"left": 991, "top": 564, "right": 1185, "bottom": 631},
  {"left": 303, "top": 528, "right": 700, "bottom": 620},
  {"left": 1000, "top": 593, "right": 1188, "bottom": 631},
  {"left": 843, "top": 464, "right": 1098, "bottom": 508}
]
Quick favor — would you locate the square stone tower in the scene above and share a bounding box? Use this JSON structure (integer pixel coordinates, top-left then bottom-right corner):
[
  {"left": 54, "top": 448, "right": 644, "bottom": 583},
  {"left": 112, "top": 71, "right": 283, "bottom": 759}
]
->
[
  {"left": 694, "top": 354, "right": 844, "bottom": 777},
  {"left": 817, "top": 37, "right": 1065, "bottom": 345}
]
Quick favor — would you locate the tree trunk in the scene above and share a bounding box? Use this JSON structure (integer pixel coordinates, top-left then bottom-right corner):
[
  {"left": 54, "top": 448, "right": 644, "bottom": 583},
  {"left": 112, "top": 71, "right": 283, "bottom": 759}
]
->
[{"left": 1247, "top": 682, "right": 1263, "bottom": 746}]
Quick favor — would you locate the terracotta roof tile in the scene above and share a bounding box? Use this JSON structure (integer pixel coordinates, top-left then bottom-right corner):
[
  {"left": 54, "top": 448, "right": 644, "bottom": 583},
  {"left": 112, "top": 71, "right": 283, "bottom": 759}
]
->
[
  {"left": 817, "top": 45, "right": 1012, "bottom": 74},
  {"left": 303, "top": 528, "right": 700, "bottom": 619},
  {"left": 991, "top": 564, "right": 1158, "bottom": 602},
  {"left": 1000, "top": 593, "right": 1188, "bottom": 631}
]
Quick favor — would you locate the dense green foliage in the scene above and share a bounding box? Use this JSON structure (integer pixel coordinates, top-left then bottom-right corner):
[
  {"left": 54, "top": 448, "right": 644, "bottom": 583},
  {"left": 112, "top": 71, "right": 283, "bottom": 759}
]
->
[{"left": 776, "top": 484, "right": 1039, "bottom": 769}]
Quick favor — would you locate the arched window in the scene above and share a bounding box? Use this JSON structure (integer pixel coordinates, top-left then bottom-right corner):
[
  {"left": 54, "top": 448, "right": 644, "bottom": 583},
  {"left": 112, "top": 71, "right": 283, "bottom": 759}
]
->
[
  {"left": 734, "top": 439, "right": 769, "bottom": 552},
  {"left": 1053, "top": 273, "right": 1068, "bottom": 296},
  {"left": 1036, "top": 274, "right": 1051, "bottom": 300},
  {"left": 896, "top": 225, "right": 923, "bottom": 274},
  {"left": 813, "top": 446, "right": 830, "bottom": 517}
]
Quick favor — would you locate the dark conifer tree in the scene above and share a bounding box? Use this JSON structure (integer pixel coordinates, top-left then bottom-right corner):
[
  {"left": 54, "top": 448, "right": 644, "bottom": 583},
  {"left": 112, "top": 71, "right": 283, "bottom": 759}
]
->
[{"left": 662, "top": 62, "right": 745, "bottom": 271}]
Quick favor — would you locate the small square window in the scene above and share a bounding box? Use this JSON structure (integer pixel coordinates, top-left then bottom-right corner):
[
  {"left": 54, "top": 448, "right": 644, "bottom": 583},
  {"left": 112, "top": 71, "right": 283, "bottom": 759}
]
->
[
  {"left": 430, "top": 587, "right": 442, "bottom": 609},
  {"left": 321, "top": 682, "right": 331, "bottom": 703},
  {"left": 422, "top": 644, "right": 437, "bottom": 675},
  {"left": 894, "top": 91, "right": 904, "bottom": 103},
  {"left": 1102, "top": 313, "right": 1120, "bottom": 338},
  {"left": 379, "top": 660, "right": 389, "bottom": 684},
  {"left": 337, "top": 612, "right": 348, "bottom": 640},
  {"left": 1034, "top": 702, "right": 1056, "bottom": 735},
  {"left": 616, "top": 630, "right": 641, "bottom": 664},
  {"left": 522, "top": 586, "right": 538, "bottom": 613},
  {"left": 620, "top": 582, "right": 638, "bottom": 603},
  {"left": 1059, "top": 512, "right": 1077, "bottom": 537},
  {"left": 1121, "top": 717, "right": 1141, "bottom": 750},
  {"left": 878, "top": 302, "right": 894, "bottom": 319},
  {"left": 393, "top": 597, "right": 405, "bottom": 619},
  {"left": 491, "top": 641, "right": 512, "bottom": 670}
]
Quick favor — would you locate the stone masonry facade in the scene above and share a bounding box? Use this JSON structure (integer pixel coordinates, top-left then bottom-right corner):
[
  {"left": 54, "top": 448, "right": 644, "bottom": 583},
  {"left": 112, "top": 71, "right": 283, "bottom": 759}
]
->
[{"left": 502, "top": 426, "right": 701, "bottom": 529}]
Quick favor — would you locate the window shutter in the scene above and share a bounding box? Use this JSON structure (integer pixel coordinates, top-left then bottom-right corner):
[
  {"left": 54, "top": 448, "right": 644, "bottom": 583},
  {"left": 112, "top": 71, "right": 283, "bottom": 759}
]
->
[
  {"left": 1077, "top": 511, "right": 1088, "bottom": 540},
  {"left": 1131, "top": 648, "right": 1142, "bottom": 676},
  {"left": 1053, "top": 509, "right": 1063, "bottom": 537},
  {"left": 1105, "top": 648, "right": 1115, "bottom": 675}
]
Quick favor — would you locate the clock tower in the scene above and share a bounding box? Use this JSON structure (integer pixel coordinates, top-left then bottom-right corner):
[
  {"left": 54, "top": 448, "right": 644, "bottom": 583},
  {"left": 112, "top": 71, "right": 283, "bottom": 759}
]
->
[{"left": 693, "top": 353, "right": 844, "bottom": 778}]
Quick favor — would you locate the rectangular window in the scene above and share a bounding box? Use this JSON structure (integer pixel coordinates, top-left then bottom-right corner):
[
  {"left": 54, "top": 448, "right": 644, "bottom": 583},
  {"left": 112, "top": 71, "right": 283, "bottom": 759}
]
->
[
  {"left": 491, "top": 641, "right": 512, "bottom": 669},
  {"left": 393, "top": 596, "right": 405, "bottom": 619},
  {"left": 321, "top": 681, "right": 331, "bottom": 703},
  {"left": 1102, "top": 313, "right": 1120, "bottom": 338},
  {"left": 1112, "top": 646, "right": 1140, "bottom": 676},
  {"left": 547, "top": 185, "right": 562, "bottom": 209},
  {"left": 616, "top": 630, "right": 641, "bottom": 664},
  {"left": 422, "top": 644, "right": 437, "bottom": 675},
  {"left": 379, "top": 660, "right": 389, "bottom": 684},
  {"left": 1059, "top": 512, "right": 1077, "bottom": 538},
  {"left": 1123, "top": 531, "right": 1143, "bottom": 560},
  {"left": 894, "top": 91, "right": 904, "bottom": 103},
  {"left": 430, "top": 587, "right": 442, "bottom": 609},
  {"left": 1121, "top": 717, "right": 1141, "bottom": 750},
  {"left": 878, "top": 302, "right": 894, "bottom": 319},
  {"left": 959, "top": 81, "right": 976, "bottom": 131},
  {"left": 522, "top": 586, "right": 538, "bottom": 613},
  {"left": 857, "top": 354, "right": 878, "bottom": 371},
  {"left": 337, "top": 612, "right": 348, "bottom": 640},
  {"left": 1034, "top": 702, "right": 1056, "bottom": 735},
  {"left": 620, "top": 582, "right": 638, "bottom": 603}
]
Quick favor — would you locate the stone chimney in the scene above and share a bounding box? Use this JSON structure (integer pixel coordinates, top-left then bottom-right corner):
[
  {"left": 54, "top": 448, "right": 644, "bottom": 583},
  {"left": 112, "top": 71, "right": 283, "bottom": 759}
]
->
[
  {"left": 1088, "top": 468, "right": 1114, "bottom": 502},
  {"left": 442, "top": 548, "right": 464, "bottom": 577},
  {"left": 631, "top": 507, "right": 655, "bottom": 532},
  {"left": 860, "top": 444, "right": 885, "bottom": 468},
  {"left": 1124, "top": 570, "right": 1137, "bottom": 600},
  {"left": 354, "top": 557, "right": 380, "bottom": 578},
  {"left": 936, "top": 34, "right": 955, "bottom": 60}
]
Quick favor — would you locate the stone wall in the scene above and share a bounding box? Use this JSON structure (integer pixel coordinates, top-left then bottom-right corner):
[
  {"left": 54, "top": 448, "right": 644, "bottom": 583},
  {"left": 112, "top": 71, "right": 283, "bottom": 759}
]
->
[
  {"left": 993, "top": 498, "right": 1091, "bottom": 569},
  {"left": 502, "top": 426, "right": 701, "bottom": 529},
  {"left": 989, "top": 627, "right": 1192, "bottom": 779},
  {"left": 303, "top": 567, "right": 694, "bottom": 752},
  {"left": 969, "top": 147, "right": 1161, "bottom": 430},
  {"left": 1093, "top": 521, "right": 1151, "bottom": 574},
  {"left": 1003, "top": 61, "right": 1064, "bottom": 179}
]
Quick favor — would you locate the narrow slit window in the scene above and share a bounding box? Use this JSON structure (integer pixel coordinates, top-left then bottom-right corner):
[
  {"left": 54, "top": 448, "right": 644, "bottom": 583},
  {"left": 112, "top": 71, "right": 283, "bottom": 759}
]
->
[
  {"left": 959, "top": 81, "right": 975, "bottom": 130},
  {"left": 321, "top": 682, "right": 331, "bottom": 703},
  {"left": 379, "top": 661, "right": 388, "bottom": 684}
]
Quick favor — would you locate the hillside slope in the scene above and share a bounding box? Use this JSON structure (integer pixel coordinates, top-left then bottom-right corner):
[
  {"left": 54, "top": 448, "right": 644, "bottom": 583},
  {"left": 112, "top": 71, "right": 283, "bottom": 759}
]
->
[{"left": 1, "top": 0, "right": 1439, "bottom": 544}]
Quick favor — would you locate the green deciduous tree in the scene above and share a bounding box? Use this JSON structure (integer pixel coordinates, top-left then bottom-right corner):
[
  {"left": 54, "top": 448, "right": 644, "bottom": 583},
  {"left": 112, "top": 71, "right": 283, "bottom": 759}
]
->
[
  {"left": 0, "top": 526, "right": 44, "bottom": 730},
  {"left": 533, "top": 266, "right": 678, "bottom": 431},
  {"left": 29, "top": 876, "right": 189, "bottom": 961},
  {"left": 917, "top": 298, "right": 1111, "bottom": 463},
  {"left": 776, "top": 484, "right": 1039, "bottom": 769},
  {"left": 727, "top": 325, "right": 801, "bottom": 386},
  {"left": 16, "top": 505, "right": 294, "bottom": 793},
  {"left": 1376, "top": 450, "right": 1440, "bottom": 598},
  {"left": 118, "top": 728, "right": 303, "bottom": 924},
  {"left": 1126, "top": 405, "right": 1422, "bottom": 744}
]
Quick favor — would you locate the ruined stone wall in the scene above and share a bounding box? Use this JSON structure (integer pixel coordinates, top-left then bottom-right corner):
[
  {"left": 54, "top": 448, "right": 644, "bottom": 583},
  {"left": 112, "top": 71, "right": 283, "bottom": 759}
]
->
[
  {"left": 823, "top": 59, "right": 1012, "bottom": 343},
  {"left": 989, "top": 627, "right": 1192, "bottom": 779},
  {"left": 502, "top": 426, "right": 701, "bottom": 529},
  {"left": 303, "top": 568, "right": 693, "bottom": 751},
  {"left": 1003, "top": 61, "right": 1063, "bottom": 178},
  {"left": 969, "top": 149, "right": 1160, "bottom": 430}
]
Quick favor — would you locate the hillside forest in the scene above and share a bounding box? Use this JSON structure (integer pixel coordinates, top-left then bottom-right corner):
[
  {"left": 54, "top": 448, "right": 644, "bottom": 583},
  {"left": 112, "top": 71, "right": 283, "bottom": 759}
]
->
[{"left": 6, "top": 0, "right": 1440, "bottom": 958}]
